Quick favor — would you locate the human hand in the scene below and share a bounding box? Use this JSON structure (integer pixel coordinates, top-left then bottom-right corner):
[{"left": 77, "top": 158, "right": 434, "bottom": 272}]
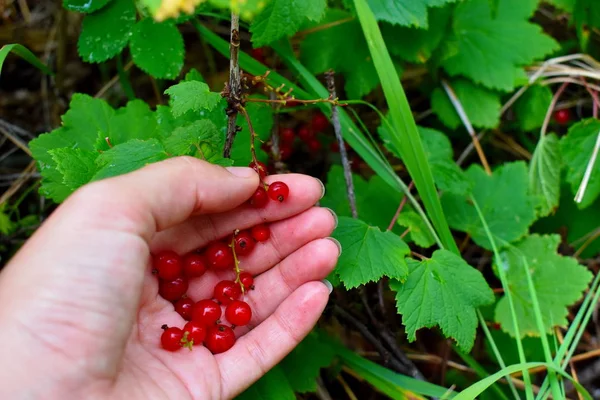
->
[{"left": 0, "top": 157, "right": 339, "bottom": 400}]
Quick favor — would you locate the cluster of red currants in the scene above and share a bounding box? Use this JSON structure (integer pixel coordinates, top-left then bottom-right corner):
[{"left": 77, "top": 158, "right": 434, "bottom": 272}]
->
[{"left": 248, "top": 162, "right": 290, "bottom": 207}]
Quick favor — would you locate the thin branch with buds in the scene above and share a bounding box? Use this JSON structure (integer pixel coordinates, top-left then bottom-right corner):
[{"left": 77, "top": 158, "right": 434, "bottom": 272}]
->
[{"left": 223, "top": 12, "right": 242, "bottom": 158}]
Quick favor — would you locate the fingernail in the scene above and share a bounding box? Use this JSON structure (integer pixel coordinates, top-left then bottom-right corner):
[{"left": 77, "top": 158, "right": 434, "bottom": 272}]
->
[
  {"left": 226, "top": 167, "right": 256, "bottom": 178},
  {"left": 322, "top": 207, "right": 338, "bottom": 229},
  {"left": 321, "top": 279, "right": 333, "bottom": 294},
  {"left": 326, "top": 237, "right": 342, "bottom": 256},
  {"left": 316, "top": 178, "right": 325, "bottom": 199}
]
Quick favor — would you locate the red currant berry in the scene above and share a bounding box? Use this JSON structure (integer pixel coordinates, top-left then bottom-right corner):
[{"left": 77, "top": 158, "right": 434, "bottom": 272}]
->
[
  {"left": 249, "top": 187, "right": 269, "bottom": 208},
  {"left": 234, "top": 230, "right": 256, "bottom": 256},
  {"left": 251, "top": 47, "right": 265, "bottom": 63},
  {"left": 280, "top": 127, "right": 295, "bottom": 144},
  {"left": 267, "top": 181, "right": 289, "bottom": 202},
  {"left": 161, "top": 325, "right": 184, "bottom": 351},
  {"left": 225, "top": 300, "right": 252, "bottom": 326},
  {"left": 214, "top": 280, "right": 242, "bottom": 305},
  {"left": 205, "top": 242, "right": 234, "bottom": 270},
  {"left": 174, "top": 297, "right": 195, "bottom": 321},
  {"left": 307, "top": 138, "right": 322, "bottom": 152},
  {"left": 311, "top": 113, "right": 329, "bottom": 132},
  {"left": 279, "top": 145, "right": 293, "bottom": 161},
  {"left": 159, "top": 277, "right": 189, "bottom": 302},
  {"left": 183, "top": 321, "right": 207, "bottom": 345},
  {"left": 250, "top": 224, "right": 270, "bottom": 242},
  {"left": 239, "top": 272, "right": 254, "bottom": 290},
  {"left": 297, "top": 125, "right": 313, "bottom": 142},
  {"left": 192, "top": 299, "right": 222, "bottom": 326},
  {"left": 154, "top": 251, "right": 182, "bottom": 281},
  {"left": 183, "top": 253, "right": 207, "bottom": 278},
  {"left": 554, "top": 109, "right": 571, "bottom": 125},
  {"left": 205, "top": 324, "right": 236, "bottom": 354},
  {"left": 249, "top": 161, "right": 268, "bottom": 179}
]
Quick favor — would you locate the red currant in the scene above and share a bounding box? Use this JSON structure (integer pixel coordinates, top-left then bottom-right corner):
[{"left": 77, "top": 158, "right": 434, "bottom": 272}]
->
[
  {"left": 307, "top": 138, "right": 322, "bottom": 152},
  {"left": 297, "top": 125, "right": 313, "bottom": 142},
  {"left": 154, "top": 251, "right": 182, "bottom": 281},
  {"left": 183, "top": 321, "right": 207, "bottom": 345},
  {"left": 192, "top": 299, "right": 222, "bottom": 326},
  {"left": 279, "top": 127, "right": 295, "bottom": 144},
  {"left": 205, "top": 241, "right": 234, "bottom": 270},
  {"left": 249, "top": 161, "right": 268, "bottom": 179},
  {"left": 250, "top": 224, "right": 270, "bottom": 242},
  {"left": 279, "top": 145, "right": 293, "bottom": 161},
  {"left": 182, "top": 253, "right": 207, "bottom": 278},
  {"left": 251, "top": 47, "right": 265, "bottom": 63},
  {"left": 174, "top": 297, "right": 195, "bottom": 321},
  {"left": 234, "top": 230, "right": 256, "bottom": 256},
  {"left": 554, "top": 109, "right": 571, "bottom": 125},
  {"left": 311, "top": 113, "right": 329, "bottom": 132},
  {"left": 239, "top": 272, "right": 254, "bottom": 290},
  {"left": 161, "top": 325, "right": 184, "bottom": 351},
  {"left": 159, "top": 277, "right": 188, "bottom": 302},
  {"left": 267, "top": 181, "right": 289, "bottom": 202},
  {"left": 214, "top": 280, "right": 242, "bottom": 305},
  {"left": 249, "top": 187, "right": 269, "bottom": 208},
  {"left": 225, "top": 300, "right": 252, "bottom": 327},
  {"left": 205, "top": 325, "right": 236, "bottom": 354}
]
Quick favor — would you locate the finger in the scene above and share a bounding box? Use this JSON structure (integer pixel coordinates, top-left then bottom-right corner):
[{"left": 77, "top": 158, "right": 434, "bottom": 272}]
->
[
  {"left": 150, "top": 173, "right": 325, "bottom": 254},
  {"left": 217, "top": 282, "right": 330, "bottom": 398},
  {"left": 184, "top": 207, "right": 337, "bottom": 300}
]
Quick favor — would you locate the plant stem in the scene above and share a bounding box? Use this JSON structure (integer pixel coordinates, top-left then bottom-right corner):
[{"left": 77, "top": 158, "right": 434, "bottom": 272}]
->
[{"left": 223, "top": 12, "right": 241, "bottom": 158}]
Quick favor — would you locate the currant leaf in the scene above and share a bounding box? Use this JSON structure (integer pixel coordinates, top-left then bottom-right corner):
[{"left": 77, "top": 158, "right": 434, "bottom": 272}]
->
[
  {"left": 494, "top": 234, "right": 592, "bottom": 337},
  {"left": 396, "top": 208, "right": 436, "bottom": 248},
  {"left": 77, "top": 0, "right": 136, "bottom": 63},
  {"left": 390, "top": 250, "right": 494, "bottom": 351},
  {"left": 93, "top": 139, "right": 168, "bottom": 181},
  {"left": 50, "top": 148, "right": 98, "bottom": 190},
  {"left": 164, "top": 81, "right": 222, "bottom": 117},
  {"left": 162, "top": 120, "right": 223, "bottom": 156},
  {"left": 529, "top": 134, "right": 561, "bottom": 217},
  {"left": 560, "top": 118, "right": 600, "bottom": 209},
  {"left": 368, "top": 0, "right": 457, "bottom": 28},
  {"left": 237, "top": 366, "right": 296, "bottom": 400},
  {"left": 333, "top": 217, "right": 409, "bottom": 289},
  {"left": 103, "top": 100, "right": 159, "bottom": 148},
  {"left": 441, "top": 161, "right": 538, "bottom": 250},
  {"left": 130, "top": 19, "right": 184, "bottom": 79},
  {"left": 514, "top": 84, "right": 553, "bottom": 131}
]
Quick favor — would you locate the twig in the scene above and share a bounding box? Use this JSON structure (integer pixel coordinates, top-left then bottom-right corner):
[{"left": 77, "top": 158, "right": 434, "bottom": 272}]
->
[
  {"left": 326, "top": 70, "right": 357, "bottom": 218},
  {"left": 94, "top": 61, "right": 134, "bottom": 98},
  {"left": 387, "top": 181, "right": 414, "bottom": 231},
  {"left": 269, "top": 92, "right": 286, "bottom": 173},
  {"left": 223, "top": 12, "right": 241, "bottom": 158},
  {"left": 0, "top": 126, "right": 32, "bottom": 156},
  {"left": 540, "top": 81, "right": 570, "bottom": 137}
]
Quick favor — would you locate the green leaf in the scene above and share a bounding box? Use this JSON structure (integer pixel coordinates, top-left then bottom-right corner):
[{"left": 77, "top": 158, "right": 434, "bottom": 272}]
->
[
  {"left": 0, "top": 44, "right": 53, "bottom": 77},
  {"left": 332, "top": 217, "right": 409, "bottom": 289},
  {"left": 93, "top": 139, "right": 168, "bottom": 180},
  {"left": 164, "top": 81, "right": 222, "bottom": 117},
  {"left": 380, "top": 5, "right": 452, "bottom": 63},
  {"left": 391, "top": 250, "right": 493, "bottom": 351},
  {"left": 514, "top": 85, "right": 553, "bottom": 131},
  {"left": 437, "top": 0, "right": 559, "bottom": 91},
  {"left": 560, "top": 118, "right": 600, "bottom": 208},
  {"left": 441, "top": 162, "right": 538, "bottom": 250},
  {"left": 62, "top": 94, "right": 115, "bottom": 150},
  {"left": 105, "top": 100, "right": 159, "bottom": 147},
  {"left": 77, "top": 0, "right": 136, "bottom": 63},
  {"left": 547, "top": 0, "right": 574, "bottom": 12},
  {"left": 237, "top": 366, "right": 295, "bottom": 400},
  {"left": 63, "top": 0, "right": 111, "bottom": 13},
  {"left": 529, "top": 134, "right": 561, "bottom": 217},
  {"left": 0, "top": 205, "right": 15, "bottom": 235},
  {"left": 574, "top": 0, "right": 600, "bottom": 31},
  {"left": 162, "top": 120, "right": 223, "bottom": 156},
  {"left": 367, "top": 0, "right": 457, "bottom": 28},
  {"left": 494, "top": 234, "right": 593, "bottom": 337},
  {"left": 250, "top": 0, "right": 326, "bottom": 47},
  {"left": 431, "top": 79, "right": 501, "bottom": 129},
  {"left": 300, "top": 9, "right": 378, "bottom": 98},
  {"left": 50, "top": 148, "right": 98, "bottom": 189},
  {"left": 130, "top": 19, "right": 184, "bottom": 79},
  {"left": 184, "top": 68, "right": 205, "bottom": 82},
  {"left": 396, "top": 208, "right": 436, "bottom": 248}
]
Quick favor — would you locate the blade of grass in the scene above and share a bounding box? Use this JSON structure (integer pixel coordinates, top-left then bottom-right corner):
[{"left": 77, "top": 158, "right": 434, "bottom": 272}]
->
[
  {"left": 471, "top": 195, "right": 534, "bottom": 400},
  {"left": 352, "top": 0, "right": 458, "bottom": 255},
  {"left": 0, "top": 44, "right": 53, "bottom": 77},
  {"left": 453, "top": 346, "right": 511, "bottom": 400}
]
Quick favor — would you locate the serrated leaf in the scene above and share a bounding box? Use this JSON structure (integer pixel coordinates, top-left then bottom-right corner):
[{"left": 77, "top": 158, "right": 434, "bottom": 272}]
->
[
  {"left": 396, "top": 209, "right": 436, "bottom": 248},
  {"left": 299, "top": 9, "right": 379, "bottom": 98},
  {"left": 237, "top": 366, "right": 295, "bottom": 400},
  {"left": 250, "top": 0, "right": 326, "bottom": 47},
  {"left": 63, "top": 94, "right": 115, "bottom": 150},
  {"left": 441, "top": 161, "right": 538, "bottom": 250},
  {"left": 165, "top": 81, "right": 222, "bottom": 117},
  {"left": 130, "top": 19, "right": 184, "bottom": 79},
  {"left": 162, "top": 120, "right": 223, "bottom": 156},
  {"left": 390, "top": 249, "right": 494, "bottom": 351},
  {"left": 530, "top": 134, "right": 561, "bottom": 217},
  {"left": 437, "top": 0, "right": 559, "bottom": 91},
  {"left": 50, "top": 148, "right": 98, "bottom": 189},
  {"left": 494, "top": 234, "right": 592, "bottom": 337},
  {"left": 431, "top": 79, "right": 501, "bottom": 129},
  {"left": 77, "top": 0, "right": 136, "bottom": 63},
  {"left": 93, "top": 139, "right": 168, "bottom": 180},
  {"left": 368, "top": 0, "right": 457, "bottom": 28},
  {"left": 514, "top": 84, "right": 553, "bottom": 131},
  {"left": 332, "top": 217, "right": 409, "bottom": 289},
  {"left": 64, "top": 0, "right": 111, "bottom": 12},
  {"left": 105, "top": 100, "right": 159, "bottom": 147},
  {"left": 184, "top": 68, "right": 204, "bottom": 82},
  {"left": 560, "top": 118, "right": 600, "bottom": 209}
]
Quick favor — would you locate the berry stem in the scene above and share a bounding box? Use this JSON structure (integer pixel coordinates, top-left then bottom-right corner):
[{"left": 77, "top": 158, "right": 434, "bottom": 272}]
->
[
  {"left": 239, "top": 106, "right": 268, "bottom": 190},
  {"left": 229, "top": 231, "right": 245, "bottom": 294}
]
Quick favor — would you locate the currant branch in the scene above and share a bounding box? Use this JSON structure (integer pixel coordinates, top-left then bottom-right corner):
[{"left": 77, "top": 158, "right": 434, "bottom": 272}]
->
[{"left": 229, "top": 230, "right": 245, "bottom": 294}]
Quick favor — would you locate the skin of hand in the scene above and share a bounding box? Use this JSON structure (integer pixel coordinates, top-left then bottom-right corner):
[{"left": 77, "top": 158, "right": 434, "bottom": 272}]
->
[{"left": 0, "top": 157, "right": 340, "bottom": 400}]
